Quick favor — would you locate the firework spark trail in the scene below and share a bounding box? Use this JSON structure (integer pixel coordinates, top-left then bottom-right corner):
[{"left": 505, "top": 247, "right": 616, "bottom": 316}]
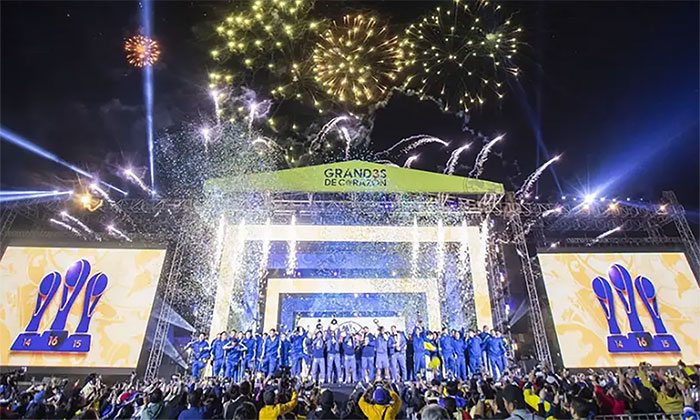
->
[
  {"left": 50, "top": 218, "right": 84, "bottom": 238},
  {"left": 107, "top": 224, "right": 132, "bottom": 242},
  {"left": 403, "top": 155, "right": 419, "bottom": 168},
  {"left": 90, "top": 184, "right": 117, "bottom": 207},
  {"left": 310, "top": 116, "right": 350, "bottom": 152},
  {"left": 542, "top": 207, "right": 563, "bottom": 217},
  {"left": 444, "top": 143, "right": 472, "bottom": 175},
  {"left": 123, "top": 169, "right": 155, "bottom": 196},
  {"left": 375, "top": 159, "right": 399, "bottom": 167},
  {"left": 516, "top": 155, "right": 561, "bottom": 198},
  {"left": 59, "top": 211, "right": 94, "bottom": 234},
  {"left": 469, "top": 135, "right": 504, "bottom": 178},
  {"left": 341, "top": 127, "right": 352, "bottom": 160},
  {"left": 400, "top": 137, "right": 450, "bottom": 155},
  {"left": 378, "top": 134, "right": 443, "bottom": 155}
]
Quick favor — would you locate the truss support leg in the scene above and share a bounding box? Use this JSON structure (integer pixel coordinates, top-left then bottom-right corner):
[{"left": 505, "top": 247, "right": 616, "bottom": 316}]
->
[
  {"left": 144, "top": 233, "right": 186, "bottom": 380},
  {"left": 510, "top": 211, "right": 553, "bottom": 369}
]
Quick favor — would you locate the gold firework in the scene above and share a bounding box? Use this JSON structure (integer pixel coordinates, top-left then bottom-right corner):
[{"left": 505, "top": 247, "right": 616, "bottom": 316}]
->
[
  {"left": 312, "top": 15, "right": 402, "bottom": 108},
  {"left": 124, "top": 35, "right": 161, "bottom": 67},
  {"left": 399, "top": 0, "right": 520, "bottom": 113}
]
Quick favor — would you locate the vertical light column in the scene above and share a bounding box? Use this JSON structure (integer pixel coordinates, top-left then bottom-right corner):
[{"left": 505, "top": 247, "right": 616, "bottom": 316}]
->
[
  {"left": 286, "top": 215, "right": 297, "bottom": 275},
  {"left": 466, "top": 221, "right": 493, "bottom": 330},
  {"left": 209, "top": 219, "right": 246, "bottom": 339}
]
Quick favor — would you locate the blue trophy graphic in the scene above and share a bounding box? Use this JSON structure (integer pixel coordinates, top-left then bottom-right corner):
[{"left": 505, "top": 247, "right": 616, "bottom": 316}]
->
[
  {"left": 592, "top": 264, "right": 680, "bottom": 354},
  {"left": 10, "top": 259, "right": 108, "bottom": 353}
]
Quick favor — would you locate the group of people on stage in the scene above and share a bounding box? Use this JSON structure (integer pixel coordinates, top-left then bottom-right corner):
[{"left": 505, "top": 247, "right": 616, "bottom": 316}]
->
[{"left": 184, "top": 320, "right": 509, "bottom": 383}]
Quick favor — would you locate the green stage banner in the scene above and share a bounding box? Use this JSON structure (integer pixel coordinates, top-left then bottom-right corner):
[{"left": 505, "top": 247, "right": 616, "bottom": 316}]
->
[{"left": 205, "top": 160, "right": 504, "bottom": 194}]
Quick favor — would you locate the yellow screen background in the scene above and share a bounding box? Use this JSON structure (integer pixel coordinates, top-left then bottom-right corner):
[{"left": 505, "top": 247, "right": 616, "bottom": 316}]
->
[
  {"left": 538, "top": 252, "right": 700, "bottom": 368},
  {"left": 0, "top": 246, "right": 166, "bottom": 368}
]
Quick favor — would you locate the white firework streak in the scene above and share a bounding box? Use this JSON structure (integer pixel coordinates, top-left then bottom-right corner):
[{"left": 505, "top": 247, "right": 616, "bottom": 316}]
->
[
  {"left": 310, "top": 116, "right": 350, "bottom": 152},
  {"left": 106, "top": 225, "right": 132, "bottom": 242},
  {"left": 286, "top": 215, "right": 297, "bottom": 275},
  {"left": 50, "top": 218, "right": 84, "bottom": 238},
  {"left": 341, "top": 127, "right": 353, "bottom": 160},
  {"left": 59, "top": 211, "right": 93, "bottom": 234},
  {"left": 469, "top": 135, "right": 504, "bottom": 178},
  {"left": 542, "top": 207, "right": 563, "bottom": 217},
  {"left": 123, "top": 169, "right": 154, "bottom": 196},
  {"left": 403, "top": 155, "right": 419, "bottom": 168},
  {"left": 401, "top": 137, "right": 450, "bottom": 155},
  {"left": 90, "top": 184, "right": 116, "bottom": 207},
  {"left": 516, "top": 155, "right": 561, "bottom": 198},
  {"left": 375, "top": 159, "right": 400, "bottom": 167},
  {"left": 444, "top": 143, "right": 472, "bottom": 175},
  {"left": 252, "top": 136, "right": 284, "bottom": 153}
]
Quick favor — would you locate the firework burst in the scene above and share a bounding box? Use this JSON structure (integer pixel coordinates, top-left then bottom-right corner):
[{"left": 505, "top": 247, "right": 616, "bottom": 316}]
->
[
  {"left": 399, "top": 0, "right": 520, "bottom": 113},
  {"left": 312, "top": 14, "right": 402, "bottom": 109},
  {"left": 125, "top": 35, "right": 161, "bottom": 67}
]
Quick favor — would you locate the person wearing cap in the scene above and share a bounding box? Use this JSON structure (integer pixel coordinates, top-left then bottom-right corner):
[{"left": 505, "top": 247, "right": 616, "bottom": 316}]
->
[
  {"left": 290, "top": 326, "right": 307, "bottom": 377},
  {"left": 258, "top": 388, "right": 297, "bottom": 420},
  {"left": 388, "top": 325, "right": 407, "bottom": 382},
  {"left": 184, "top": 333, "right": 210, "bottom": 379},
  {"left": 307, "top": 389, "right": 339, "bottom": 419},
  {"left": 341, "top": 330, "right": 358, "bottom": 383},
  {"left": 359, "top": 382, "right": 402, "bottom": 420},
  {"left": 326, "top": 327, "right": 342, "bottom": 383},
  {"left": 500, "top": 384, "right": 545, "bottom": 420}
]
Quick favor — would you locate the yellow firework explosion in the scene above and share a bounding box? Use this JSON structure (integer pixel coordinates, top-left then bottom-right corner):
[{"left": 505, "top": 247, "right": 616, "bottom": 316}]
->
[
  {"left": 124, "top": 35, "right": 161, "bottom": 67},
  {"left": 399, "top": 0, "right": 520, "bottom": 113},
  {"left": 210, "top": 0, "right": 322, "bottom": 93},
  {"left": 312, "top": 15, "right": 402, "bottom": 108}
]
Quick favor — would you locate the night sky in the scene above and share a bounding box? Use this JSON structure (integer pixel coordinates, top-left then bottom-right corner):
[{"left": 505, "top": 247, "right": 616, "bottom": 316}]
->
[{"left": 1, "top": 1, "right": 698, "bottom": 224}]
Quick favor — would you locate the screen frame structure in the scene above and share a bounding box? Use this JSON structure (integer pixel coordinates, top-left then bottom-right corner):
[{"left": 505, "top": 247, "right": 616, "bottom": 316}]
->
[
  {"left": 0, "top": 240, "right": 170, "bottom": 375},
  {"left": 536, "top": 247, "right": 700, "bottom": 369}
]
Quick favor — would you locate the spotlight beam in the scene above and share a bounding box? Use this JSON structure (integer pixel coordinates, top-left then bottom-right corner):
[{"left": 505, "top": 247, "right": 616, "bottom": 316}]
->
[
  {"left": 0, "top": 127, "right": 127, "bottom": 195},
  {"left": 0, "top": 190, "right": 72, "bottom": 203},
  {"left": 140, "top": 0, "right": 156, "bottom": 190}
]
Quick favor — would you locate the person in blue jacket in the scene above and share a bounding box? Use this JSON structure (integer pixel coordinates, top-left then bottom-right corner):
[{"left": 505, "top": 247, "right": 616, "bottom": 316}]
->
[
  {"left": 184, "top": 332, "right": 210, "bottom": 379},
  {"left": 310, "top": 330, "right": 326, "bottom": 384},
  {"left": 290, "top": 326, "right": 307, "bottom": 377},
  {"left": 340, "top": 330, "right": 357, "bottom": 383},
  {"left": 412, "top": 322, "right": 427, "bottom": 380},
  {"left": 478, "top": 326, "right": 491, "bottom": 375},
  {"left": 360, "top": 326, "right": 376, "bottom": 383},
  {"left": 210, "top": 331, "right": 227, "bottom": 377},
  {"left": 486, "top": 329, "right": 508, "bottom": 378},
  {"left": 438, "top": 328, "right": 456, "bottom": 378},
  {"left": 242, "top": 330, "right": 256, "bottom": 376},
  {"left": 374, "top": 327, "right": 391, "bottom": 380},
  {"left": 279, "top": 331, "right": 291, "bottom": 370},
  {"left": 303, "top": 331, "right": 313, "bottom": 377},
  {"left": 388, "top": 325, "right": 407, "bottom": 381},
  {"left": 325, "top": 327, "right": 342, "bottom": 383},
  {"left": 466, "top": 329, "right": 483, "bottom": 375},
  {"left": 262, "top": 329, "right": 280, "bottom": 376},
  {"left": 452, "top": 330, "right": 467, "bottom": 380},
  {"left": 223, "top": 333, "right": 244, "bottom": 381},
  {"left": 254, "top": 332, "right": 265, "bottom": 375}
]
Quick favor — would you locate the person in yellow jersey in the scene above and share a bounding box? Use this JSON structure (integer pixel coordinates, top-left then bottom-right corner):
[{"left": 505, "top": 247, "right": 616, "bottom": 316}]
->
[
  {"left": 258, "top": 387, "right": 298, "bottom": 420},
  {"left": 358, "top": 380, "right": 402, "bottom": 420}
]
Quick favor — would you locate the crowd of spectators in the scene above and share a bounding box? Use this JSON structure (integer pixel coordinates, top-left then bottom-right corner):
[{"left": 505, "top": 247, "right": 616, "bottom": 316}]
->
[{"left": 0, "top": 361, "right": 698, "bottom": 420}]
